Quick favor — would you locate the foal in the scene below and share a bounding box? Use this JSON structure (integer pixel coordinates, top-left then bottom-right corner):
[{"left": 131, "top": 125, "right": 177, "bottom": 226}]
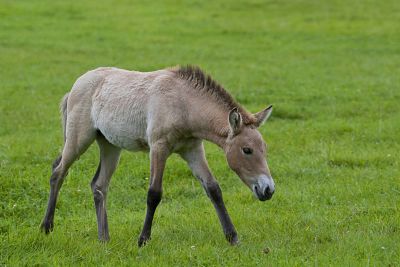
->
[{"left": 40, "top": 66, "right": 275, "bottom": 246}]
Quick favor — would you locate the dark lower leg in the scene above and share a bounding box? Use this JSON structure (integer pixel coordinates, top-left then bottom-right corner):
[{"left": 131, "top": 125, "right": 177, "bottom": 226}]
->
[
  {"left": 41, "top": 160, "right": 65, "bottom": 233},
  {"left": 91, "top": 163, "right": 110, "bottom": 241},
  {"left": 138, "top": 188, "right": 162, "bottom": 247},
  {"left": 93, "top": 188, "right": 109, "bottom": 241},
  {"left": 205, "top": 182, "right": 238, "bottom": 244},
  {"left": 41, "top": 187, "right": 59, "bottom": 233}
]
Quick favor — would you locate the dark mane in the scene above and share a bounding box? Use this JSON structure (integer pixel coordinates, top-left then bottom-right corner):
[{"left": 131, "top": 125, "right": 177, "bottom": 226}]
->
[{"left": 171, "top": 65, "right": 256, "bottom": 125}]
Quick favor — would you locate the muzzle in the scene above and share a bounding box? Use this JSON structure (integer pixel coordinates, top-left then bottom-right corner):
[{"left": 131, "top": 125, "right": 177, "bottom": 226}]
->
[{"left": 252, "top": 175, "right": 275, "bottom": 201}]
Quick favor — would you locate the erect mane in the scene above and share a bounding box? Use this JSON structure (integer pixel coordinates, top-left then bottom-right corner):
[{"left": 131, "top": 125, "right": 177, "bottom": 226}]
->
[{"left": 171, "top": 65, "right": 256, "bottom": 125}]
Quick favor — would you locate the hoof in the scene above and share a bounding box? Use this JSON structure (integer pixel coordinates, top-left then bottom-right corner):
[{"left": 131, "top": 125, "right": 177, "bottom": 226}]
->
[
  {"left": 98, "top": 236, "right": 110, "bottom": 243},
  {"left": 40, "top": 220, "right": 53, "bottom": 234},
  {"left": 229, "top": 236, "right": 239, "bottom": 246},
  {"left": 138, "top": 235, "right": 151, "bottom": 247},
  {"left": 225, "top": 232, "right": 239, "bottom": 245}
]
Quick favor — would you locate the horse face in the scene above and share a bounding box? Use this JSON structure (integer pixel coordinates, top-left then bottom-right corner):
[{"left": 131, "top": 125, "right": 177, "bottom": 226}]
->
[{"left": 225, "top": 107, "right": 275, "bottom": 201}]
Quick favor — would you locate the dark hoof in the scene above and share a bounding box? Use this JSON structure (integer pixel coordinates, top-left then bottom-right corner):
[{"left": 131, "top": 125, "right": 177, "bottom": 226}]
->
[
  {"left": 225, "top": 232, "right": 239, "bottom": 245},
  {"left": 138, "top": 235, "right": 151, "bottom": 247},
  {"left": 98, "top": 236, "right": 110, "bottom": 243},
  {"left": 40, "top": 220, "right": 53, "bottom": 234}
]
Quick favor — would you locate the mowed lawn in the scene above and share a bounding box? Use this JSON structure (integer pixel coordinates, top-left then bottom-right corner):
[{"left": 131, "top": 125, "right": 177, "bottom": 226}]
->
[{"left": 1, "top": 0, "right": 399, "bottom": 265}]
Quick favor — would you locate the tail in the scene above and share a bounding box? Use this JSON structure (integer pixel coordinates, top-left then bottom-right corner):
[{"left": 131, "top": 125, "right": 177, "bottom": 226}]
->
[{"left": 60, "top": 93, "right": 69, "bottom": 143}]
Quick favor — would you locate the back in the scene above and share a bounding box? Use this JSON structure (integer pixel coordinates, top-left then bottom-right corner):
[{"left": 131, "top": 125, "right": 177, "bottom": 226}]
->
[{"left": 89, "top": 67, "right": 186, "bottom": 151}]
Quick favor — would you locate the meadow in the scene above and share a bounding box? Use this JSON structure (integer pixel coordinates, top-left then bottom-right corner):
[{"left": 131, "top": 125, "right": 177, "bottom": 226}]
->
[{"left": 0, "top": 0, "right": 399, "bottom": 265}]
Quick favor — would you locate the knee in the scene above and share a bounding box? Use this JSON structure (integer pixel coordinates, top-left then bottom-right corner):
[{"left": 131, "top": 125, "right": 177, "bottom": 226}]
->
[
  {"left": 49, "top": 161, "right": 67, "bottom": 186},
  {"left": 92, "top": 187, "right": 106, "bottom": 202},
  {"left": 90, "top": 165, "right": 102, "bottom": 190},
  {"left": 147, "top": 188, "right": 162, "bottom": 209},
  {"left": 49, "top": 170, "right": 63, "bottom": 186},
  {"left": 52, "top": 156, "right": 62, "bottom": 172},
  {"left": 205, "top": 182, "right": 223, "bottom": 203}
]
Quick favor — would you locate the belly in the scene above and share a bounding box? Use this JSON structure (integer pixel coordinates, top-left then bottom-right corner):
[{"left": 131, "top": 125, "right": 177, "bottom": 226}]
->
[
  {"left": 91, "top": 97, "right": 149, "bottom": 151},
  {"left": 99, "top": 125, "right": 149, "bottom": 151},
  {"left": 104, "top": 134, "right": 149, "bottom": 151}
]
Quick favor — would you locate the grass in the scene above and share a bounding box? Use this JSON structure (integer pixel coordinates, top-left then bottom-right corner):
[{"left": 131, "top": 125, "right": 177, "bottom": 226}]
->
[{"left": 1, "top": 0, "right": 399, "bottom": 265}]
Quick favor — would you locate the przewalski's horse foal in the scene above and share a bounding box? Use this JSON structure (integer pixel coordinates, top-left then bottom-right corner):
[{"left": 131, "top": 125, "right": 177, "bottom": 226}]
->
[{"left": 40, "top": 66, "right": 275, "bottom": 246}]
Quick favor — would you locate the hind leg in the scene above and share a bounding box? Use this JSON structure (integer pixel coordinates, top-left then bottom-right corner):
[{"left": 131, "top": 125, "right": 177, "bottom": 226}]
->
[
  {"left": 91, "top": 135, "right": 121, "bottom": 241},
  {"left": 40, "top": 126, "right": 96, "bottom": 234}
]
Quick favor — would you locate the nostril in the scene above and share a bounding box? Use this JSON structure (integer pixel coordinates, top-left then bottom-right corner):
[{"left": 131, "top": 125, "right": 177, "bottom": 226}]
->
[{"left": 264, "top": 186, "right": 270, "bottom": 196}]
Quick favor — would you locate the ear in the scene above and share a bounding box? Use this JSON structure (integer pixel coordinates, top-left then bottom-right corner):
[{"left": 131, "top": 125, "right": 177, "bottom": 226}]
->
[
  {"left": 228, "top": 107, "right": 242, "bottom": 136},
  {"left": 254, "top": 105, "right": 273, "bottom": 127}
]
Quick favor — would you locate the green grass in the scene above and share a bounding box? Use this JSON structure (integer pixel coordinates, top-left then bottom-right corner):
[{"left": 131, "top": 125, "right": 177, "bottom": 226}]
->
[{"left": 1, "top": 0, "right": 399, "bottom": 265}]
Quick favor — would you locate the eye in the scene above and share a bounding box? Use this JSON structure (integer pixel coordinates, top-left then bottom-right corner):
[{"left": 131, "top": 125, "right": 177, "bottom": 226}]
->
[{"left": 242, "top": 147, "right": 253, "bottom": 155}]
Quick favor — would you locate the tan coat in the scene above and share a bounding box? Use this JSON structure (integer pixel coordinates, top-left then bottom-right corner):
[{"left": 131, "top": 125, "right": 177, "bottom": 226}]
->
[{"left": 41, "top": 66, "right": 275, "bottom": 246}]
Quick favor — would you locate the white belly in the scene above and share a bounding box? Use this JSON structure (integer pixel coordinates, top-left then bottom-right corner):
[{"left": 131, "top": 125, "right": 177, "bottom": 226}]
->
[
  {"left": 91, "top": 87, "right": 149, "bottom": 151},
  {"left": 94, "top": 113, "right": 148, "bottom": 151},
  {"left": 98, "top": 123, "right": 149, "bottom": 151}
]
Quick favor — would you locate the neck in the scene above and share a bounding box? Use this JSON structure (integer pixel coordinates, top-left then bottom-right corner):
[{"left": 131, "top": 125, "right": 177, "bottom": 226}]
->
[
  {"left": 194, "top": 129, "right": 228, "bottom": 150},
  {"left": 191, "top": 109, "right": 230, "bottom": 151}
]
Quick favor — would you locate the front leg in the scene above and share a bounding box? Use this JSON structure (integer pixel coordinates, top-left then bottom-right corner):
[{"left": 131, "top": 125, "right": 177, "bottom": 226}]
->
[
  {"left": 138, "top": 141, "right": 170, "bottom": 247},
  {"left": 203, "top": 181, "right": 238, "bottom": 244},
  {"left": 180, "top": 141, "right": 238, "bottom": 245}
]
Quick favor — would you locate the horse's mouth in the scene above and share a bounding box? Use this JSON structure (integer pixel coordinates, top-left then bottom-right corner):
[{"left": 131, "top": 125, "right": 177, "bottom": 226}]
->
[{"left": 252, "top": 184, "right": 273, "bottom": 201}]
